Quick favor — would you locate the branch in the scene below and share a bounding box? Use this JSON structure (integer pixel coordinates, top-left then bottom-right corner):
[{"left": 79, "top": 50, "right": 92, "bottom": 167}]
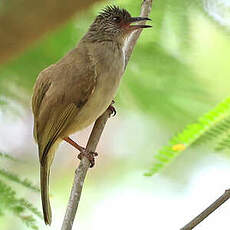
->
[
  {"left": 180, "top": 189, "right": 230, "bottom": 230},
  {"left": 125, "top": 0, "right": 153, "bottom": 67},
  {"left": 61, "top": 109, "right": 112, "bottom": 230},
  {"left": 61, "top": 1, "right": 153, "bottom": 229},
  {"left": 0, "top": 0, "right": 103, "bottom": 65}
]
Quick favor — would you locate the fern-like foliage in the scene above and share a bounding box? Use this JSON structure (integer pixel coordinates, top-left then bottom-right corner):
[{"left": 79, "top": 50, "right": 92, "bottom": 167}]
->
[
  {"left": 0, "top": 179, "right": 41, "bottom": 229},
  {"left": 0, "top": 168, "right": 40, "bottom": 192},
  {"left": 145, "top": 96, "right": 230, "bottom": 176},
  {"left": 19, "top": 198, "right": 43, "bottom": 219},
  {"left": 0, "top": 152, "right": 41, "bottom": 228},
  {"left": 0, "top": 151, "right": 21, "bottom": 162}
]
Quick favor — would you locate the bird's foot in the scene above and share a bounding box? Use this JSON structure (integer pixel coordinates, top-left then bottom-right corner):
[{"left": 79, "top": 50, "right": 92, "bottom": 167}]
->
[
  {"left": 77, "top": 149, "right": 98, "bottom": 168},
  {"left": 108, "top": 100, "right": 116, "bottom": 116},
  {"left": 63, "top": 137, "right": 98, "bottom": 167}
]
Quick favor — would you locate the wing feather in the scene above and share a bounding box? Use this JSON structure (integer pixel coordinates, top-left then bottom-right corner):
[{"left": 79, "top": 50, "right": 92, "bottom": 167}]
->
[{"left": 32, "top": 43, "right": 96, "bottom": 163}]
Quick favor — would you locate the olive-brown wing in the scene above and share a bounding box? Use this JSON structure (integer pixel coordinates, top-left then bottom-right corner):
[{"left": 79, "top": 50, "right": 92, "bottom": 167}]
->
[{"left": 32, "top": 46, "right": 96, "bottom": 165}]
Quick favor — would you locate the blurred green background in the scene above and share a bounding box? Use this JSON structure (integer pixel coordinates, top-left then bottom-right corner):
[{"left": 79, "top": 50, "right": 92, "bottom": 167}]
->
[{"left": 1, "top": 0, "right": 230, "bottom": 229}]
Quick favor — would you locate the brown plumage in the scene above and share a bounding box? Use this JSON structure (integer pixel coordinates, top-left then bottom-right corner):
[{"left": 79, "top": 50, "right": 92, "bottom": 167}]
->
[{"left": 32, "top": 5, "right": 151, "bottom": 225}]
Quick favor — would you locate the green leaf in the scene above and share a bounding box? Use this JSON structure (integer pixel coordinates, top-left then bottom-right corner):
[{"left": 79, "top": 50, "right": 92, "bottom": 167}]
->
[
  {"left": 0, "top": 168, "right": 40, "bottom": 192},
  {"left": 0, "top": 151, "right": 20, "bottom": 162},
  {"left": 0, "top": 179, "right": 40, "bottom": 229},
  {"left": 145, "top": 96, "right": 230, "bottom": 176}
]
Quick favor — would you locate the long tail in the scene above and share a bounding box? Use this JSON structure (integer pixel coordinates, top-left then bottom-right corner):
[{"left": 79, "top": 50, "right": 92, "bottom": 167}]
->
[
  {"left": 40, "top": 163, "right": 52, "bottom": 225},
  {"left": 39, "top": 138, "right": 58, "bottom": 225}
]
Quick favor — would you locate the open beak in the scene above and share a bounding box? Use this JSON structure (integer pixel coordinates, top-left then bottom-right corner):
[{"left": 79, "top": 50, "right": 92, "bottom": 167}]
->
[{"left": 127, "top": 17, "right": 152, "bottom": 30}]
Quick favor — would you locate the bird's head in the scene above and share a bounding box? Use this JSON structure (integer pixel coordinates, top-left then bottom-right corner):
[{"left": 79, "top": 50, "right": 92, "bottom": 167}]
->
[{"left": 85, "top": 5, "right": 151, "bottom": 44}]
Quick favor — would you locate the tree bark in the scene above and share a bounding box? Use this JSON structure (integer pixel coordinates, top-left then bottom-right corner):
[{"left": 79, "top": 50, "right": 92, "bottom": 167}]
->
[{"left": 61, "top": 110, "right": 112, "bottom": 230}]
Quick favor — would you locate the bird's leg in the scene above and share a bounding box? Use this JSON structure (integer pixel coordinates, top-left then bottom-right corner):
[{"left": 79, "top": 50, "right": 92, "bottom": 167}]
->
[
  {"left": 63, "top": 137, "right": 98, "bottom": 167},
  {"left": 108, "top": 99, "right": 116, "bottom": 116},
  {"left": 63, "top": 137, "right": 84, "bottom": 152}
]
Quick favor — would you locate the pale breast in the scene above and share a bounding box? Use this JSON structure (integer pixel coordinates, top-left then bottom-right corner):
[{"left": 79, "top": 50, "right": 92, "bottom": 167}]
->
[{"left": 64, "top": 42, "right": 124, "bottom": 135}]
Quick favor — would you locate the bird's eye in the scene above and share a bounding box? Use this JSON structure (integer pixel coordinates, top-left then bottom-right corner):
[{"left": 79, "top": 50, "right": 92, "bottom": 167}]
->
[{"left": 112, "top": 16, "right": 121, "bottom": 23}]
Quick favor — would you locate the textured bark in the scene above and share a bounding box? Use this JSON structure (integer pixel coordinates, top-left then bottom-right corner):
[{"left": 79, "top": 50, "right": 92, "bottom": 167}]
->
[{"left": 61, "top": 109, "right": 112, "bottom": 230}]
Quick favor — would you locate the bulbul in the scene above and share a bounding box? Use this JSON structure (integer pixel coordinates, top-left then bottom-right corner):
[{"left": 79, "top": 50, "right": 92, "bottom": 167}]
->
[{"left": 32, "top": 5, "right": 151, "bottom": 225}]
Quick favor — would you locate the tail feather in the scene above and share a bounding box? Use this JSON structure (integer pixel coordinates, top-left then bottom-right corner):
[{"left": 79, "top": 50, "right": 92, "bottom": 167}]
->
[
  {"left": 39, "top": 138, "right": 59, "bottom": 225},
  {"left": 40, "top": 164, "right": 52, "bottom": 225}
]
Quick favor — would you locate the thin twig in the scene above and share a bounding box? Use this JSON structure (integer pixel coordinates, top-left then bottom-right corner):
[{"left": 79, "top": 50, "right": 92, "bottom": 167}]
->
[
  {"left": 61, "top": 1, "right": 153, "bottom": 229},
  {"left": 181, "top": 189, "right": 230, "bottom": 230},
  {"left": 125, "top": 0, "right": 153, "bottom": 67},
  {"left": 61, "top": 109, "right": 112, "bottom": 230}
]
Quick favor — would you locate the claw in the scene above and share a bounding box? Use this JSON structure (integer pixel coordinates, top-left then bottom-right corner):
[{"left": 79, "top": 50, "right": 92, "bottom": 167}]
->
[
  {"left": 108, "top": 100, "right": 116, "bottom": 116},
  {"left": 78, "top": 150, "right": 98, "bottom": 168},
  {"left": 108, "top": 105, "right": 116, "bottom": 116}
]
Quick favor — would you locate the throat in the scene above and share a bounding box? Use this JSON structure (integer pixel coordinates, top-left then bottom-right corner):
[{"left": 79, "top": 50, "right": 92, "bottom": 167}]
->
[
  {"left": 101, "top": 41, "right": 125, "bottom": 75},
  {"left": 83, "top": 30, "right": 126, "bottom": 48}
]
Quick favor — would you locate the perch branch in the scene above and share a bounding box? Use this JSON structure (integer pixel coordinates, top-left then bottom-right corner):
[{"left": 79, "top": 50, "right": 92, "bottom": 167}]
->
[
  {"left": 61, "top": 109, "right": 112, "bottom": 230},
  {"left": 180, "top": 189, "right": 230, "bottom": 230},
  {"left": 125, "top": 0, "right": 153, "bottom": 67},
  {"left": 61, "top": 1, "right": 153, "bottom": 229}
]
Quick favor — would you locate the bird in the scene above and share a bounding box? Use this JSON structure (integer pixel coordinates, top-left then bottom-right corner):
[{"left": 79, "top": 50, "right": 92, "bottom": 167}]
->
[{"left": 32, "top": 5, "right": 151, "bottom": 225}]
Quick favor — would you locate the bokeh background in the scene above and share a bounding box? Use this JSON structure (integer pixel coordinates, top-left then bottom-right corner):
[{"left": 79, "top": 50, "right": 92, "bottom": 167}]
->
[{"left": 1, "top": 0, "right": 230, "bottom": 229}]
